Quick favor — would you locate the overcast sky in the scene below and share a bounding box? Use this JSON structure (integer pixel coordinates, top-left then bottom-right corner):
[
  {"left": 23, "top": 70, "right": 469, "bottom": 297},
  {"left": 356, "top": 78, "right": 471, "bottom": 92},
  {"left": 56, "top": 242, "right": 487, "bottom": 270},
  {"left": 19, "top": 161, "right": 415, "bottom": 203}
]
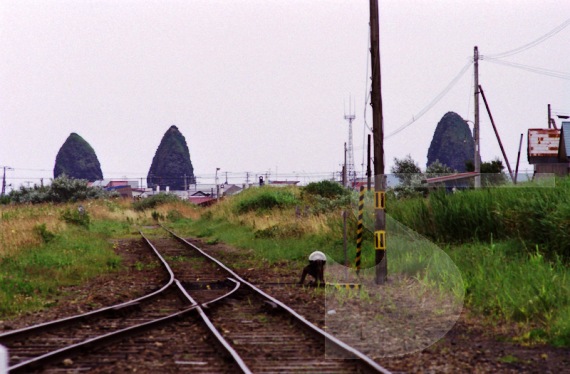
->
[{"left": 1, "top": 0, "right": 569, "bottom": 189}]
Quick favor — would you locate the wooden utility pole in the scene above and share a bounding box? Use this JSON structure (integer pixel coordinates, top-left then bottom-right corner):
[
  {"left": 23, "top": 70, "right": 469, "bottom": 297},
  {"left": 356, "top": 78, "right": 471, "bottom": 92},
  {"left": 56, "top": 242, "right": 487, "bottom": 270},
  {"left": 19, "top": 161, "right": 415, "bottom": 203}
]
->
[
  {"left": 474, "top": 46, "right": 481, "bottom": 188},
  {"left": 479, "top": 85, "right": 515, "bottom": 183},
  {"left": 1, "top": 166, "right": 13, "bottom": 197},
  {"left": 367, "top": 134, "right": 372, "bottom": 191},
  {"left": 548, "top": 104, "right": 552, "bottom": 129},
  {"left": 515, "top": 133, "right": 524, "bottom": 184},
  {"left": 370, "top": 0, "right": 387, "bottom": 284}
]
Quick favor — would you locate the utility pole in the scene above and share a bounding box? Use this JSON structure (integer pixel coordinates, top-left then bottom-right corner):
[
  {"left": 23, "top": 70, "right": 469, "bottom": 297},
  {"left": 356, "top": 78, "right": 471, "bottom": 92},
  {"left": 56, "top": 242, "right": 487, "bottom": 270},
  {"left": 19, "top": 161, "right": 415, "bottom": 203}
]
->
[
  {"left": 548, "top": 104, "right": 558, "bottom": 129},
  {"left": 548, "top": 104, "right": 552, "bottom": 129},
  {"left": 479, "top": 85, "right": 515, "bottom": 183},
  {"left": 367, "top": 134, "right": 372, "bottom": 191},
  {"left": 370, "top": 0, "right": 387, "bottom": 284},
  {"left": 1, "top": 166, "right": 13, "bottom": 197},
  {"left": 474, "top": 46, "right": 481, "bottom": 188}
]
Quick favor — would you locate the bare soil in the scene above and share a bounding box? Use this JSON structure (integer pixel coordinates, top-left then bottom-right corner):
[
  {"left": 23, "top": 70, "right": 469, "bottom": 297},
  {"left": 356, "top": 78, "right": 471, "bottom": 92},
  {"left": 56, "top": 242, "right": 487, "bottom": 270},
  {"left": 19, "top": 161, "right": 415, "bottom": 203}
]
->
[{"left": 1, "top": 237, "right": 569, "bottom": 373}]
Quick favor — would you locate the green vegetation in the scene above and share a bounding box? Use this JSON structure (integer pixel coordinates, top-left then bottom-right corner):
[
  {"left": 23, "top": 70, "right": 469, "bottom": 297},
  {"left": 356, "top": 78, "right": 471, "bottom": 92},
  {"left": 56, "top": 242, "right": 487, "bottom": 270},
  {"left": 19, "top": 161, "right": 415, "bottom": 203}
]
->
[
  {"left": 6, "top": 175, "right": 115, "bottom": 204},
  {"left": 169, "top": 182, "right": 570, "bottom": 347},
  {"left": 427, "top": 111, "right": 474, "bottom": 172},
  {"left": 54, "top": 132, "right": 103, "bottom": 182},
  {"left": 388, "top": 178, "right": 570, "bottom": 346},
  {"left": 233, "top": 186, "right": 300, "bottom": 213},
  {"left": 389, "top": 179, "right": 570, "bottom": 258},
  {"left": 0, "top": 199, "right": 158, "bottom": 317},
  {"left": 132, "top": 192, "right": 180, "bottom": 211},
  {"left": 0, "top": 225, "right": 122, "bottom": 315},
  {"left": 302, "top": 180, "right": 348, "bottom": 199},
  {"left": 2, "top": 177, "right": 570, "bottom": 347},
  {"left": 147, "top": 125, "right": 195, "bottom": 191}
]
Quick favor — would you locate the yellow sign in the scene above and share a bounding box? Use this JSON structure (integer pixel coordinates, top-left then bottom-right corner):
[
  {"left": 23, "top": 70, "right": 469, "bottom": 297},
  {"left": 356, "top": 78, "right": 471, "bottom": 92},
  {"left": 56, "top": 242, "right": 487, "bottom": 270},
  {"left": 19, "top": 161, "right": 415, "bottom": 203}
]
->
[
  {"left": 375, "top": 191, "right": 386, "bottom": 209},
  {"left": 375, "top": 230, "right": 386, "bottom": 250}
]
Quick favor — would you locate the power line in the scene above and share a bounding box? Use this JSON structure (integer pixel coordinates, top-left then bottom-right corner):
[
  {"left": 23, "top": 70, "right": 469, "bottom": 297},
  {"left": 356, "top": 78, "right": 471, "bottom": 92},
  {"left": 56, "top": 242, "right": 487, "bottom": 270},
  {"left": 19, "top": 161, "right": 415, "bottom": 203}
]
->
[
  {"left": 484, "top": 58, "right": 570, "bottom": 80},
  {"left": 484, "top": 18, "right": 570, "bottom": 59},
  {"left": 385, "top": 60, "right": 473, "bottom": 139}
]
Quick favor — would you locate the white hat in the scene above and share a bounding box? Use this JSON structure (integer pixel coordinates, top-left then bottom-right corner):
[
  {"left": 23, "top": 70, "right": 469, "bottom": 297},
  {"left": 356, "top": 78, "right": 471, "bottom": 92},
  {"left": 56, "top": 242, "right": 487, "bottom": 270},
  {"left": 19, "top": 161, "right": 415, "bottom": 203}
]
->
[{"left": 309, "top": 251, "right": 326, "bottom": 262}]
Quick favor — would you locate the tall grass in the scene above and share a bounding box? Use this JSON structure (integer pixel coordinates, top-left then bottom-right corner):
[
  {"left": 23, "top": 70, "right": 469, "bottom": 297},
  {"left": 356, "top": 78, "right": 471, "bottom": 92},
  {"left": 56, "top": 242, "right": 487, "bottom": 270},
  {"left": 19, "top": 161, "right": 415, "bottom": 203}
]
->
[
  {"left": 388, "top": 178, "right": 570, "bottom": 258},
  {"left": 449, "top": 241, "right": 570, "bottom": 346}
]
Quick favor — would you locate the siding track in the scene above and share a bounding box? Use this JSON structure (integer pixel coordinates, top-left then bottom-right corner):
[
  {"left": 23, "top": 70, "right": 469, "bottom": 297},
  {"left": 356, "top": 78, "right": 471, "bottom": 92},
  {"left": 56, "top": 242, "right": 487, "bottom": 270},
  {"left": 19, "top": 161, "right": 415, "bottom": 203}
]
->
[{"left": 0, "top": 226, "right": 391, "bottom": 373}]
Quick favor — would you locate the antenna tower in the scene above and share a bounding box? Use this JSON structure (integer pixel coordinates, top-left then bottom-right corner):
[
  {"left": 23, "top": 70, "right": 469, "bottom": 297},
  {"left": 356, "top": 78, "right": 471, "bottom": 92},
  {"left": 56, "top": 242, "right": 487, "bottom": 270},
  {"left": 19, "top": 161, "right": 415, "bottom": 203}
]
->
[{"left": 344, "top": 98, "right": 356, "bottom": 186}]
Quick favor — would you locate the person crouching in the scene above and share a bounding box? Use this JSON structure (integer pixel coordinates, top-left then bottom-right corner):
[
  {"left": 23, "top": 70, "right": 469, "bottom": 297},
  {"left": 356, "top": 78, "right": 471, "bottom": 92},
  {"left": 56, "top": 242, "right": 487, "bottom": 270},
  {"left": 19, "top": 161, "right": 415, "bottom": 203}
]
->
[{"left": 299, "top": 251, "right": 326, "bottom": 286}]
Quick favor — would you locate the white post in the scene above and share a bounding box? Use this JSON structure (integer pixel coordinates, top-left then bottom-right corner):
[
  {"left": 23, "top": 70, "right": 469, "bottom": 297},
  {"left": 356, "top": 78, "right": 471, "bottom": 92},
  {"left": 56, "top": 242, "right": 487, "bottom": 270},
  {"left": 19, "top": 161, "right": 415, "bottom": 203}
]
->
[
  {"left": 0, "top": 344, "right": 8, "bottom": 374},
  {"left": 156, "top": 185, "right": 160, "bottom": 193}
]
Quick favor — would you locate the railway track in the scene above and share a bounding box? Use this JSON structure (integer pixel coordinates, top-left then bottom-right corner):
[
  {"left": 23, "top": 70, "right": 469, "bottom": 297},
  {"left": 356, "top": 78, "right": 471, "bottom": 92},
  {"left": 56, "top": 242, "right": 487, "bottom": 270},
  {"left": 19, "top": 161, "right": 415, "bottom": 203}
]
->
[{"left": 0, "top": 226, "right": 391, "bottom": 373}]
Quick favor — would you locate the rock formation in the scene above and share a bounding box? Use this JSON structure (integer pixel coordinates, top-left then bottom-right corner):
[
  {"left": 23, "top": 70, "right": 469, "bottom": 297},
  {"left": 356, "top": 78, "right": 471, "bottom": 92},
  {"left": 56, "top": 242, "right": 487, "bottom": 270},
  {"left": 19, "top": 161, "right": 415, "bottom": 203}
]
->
[
  {"left": 426, "top": 112, "right": 476, "bottom": 172},
  {"left": 147, "top": 125, "right": 195, "bottom": 191},
  {"left": 53, "top": 133, "right": 103, "bottom": 182}
]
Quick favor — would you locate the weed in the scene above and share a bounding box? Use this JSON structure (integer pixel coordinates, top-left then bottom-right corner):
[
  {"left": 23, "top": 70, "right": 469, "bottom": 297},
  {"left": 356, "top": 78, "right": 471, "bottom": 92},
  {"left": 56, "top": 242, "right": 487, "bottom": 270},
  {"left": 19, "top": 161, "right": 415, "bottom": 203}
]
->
[
  {"left": 498, "top": 355, "right": 519, "bottom": 364},
  {"left": 61, "top": 207, "right": 90, "bottom": 228},
  {"left": 34, "top": 223, "right": 56, "bottom": 243}
]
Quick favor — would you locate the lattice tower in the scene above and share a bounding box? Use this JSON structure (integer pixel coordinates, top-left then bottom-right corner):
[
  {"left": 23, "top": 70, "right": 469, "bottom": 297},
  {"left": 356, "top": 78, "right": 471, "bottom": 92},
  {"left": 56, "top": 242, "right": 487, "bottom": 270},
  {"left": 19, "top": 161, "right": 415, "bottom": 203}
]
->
[{"left": 344, "top": 112, "right": 356, "bottom": 186}]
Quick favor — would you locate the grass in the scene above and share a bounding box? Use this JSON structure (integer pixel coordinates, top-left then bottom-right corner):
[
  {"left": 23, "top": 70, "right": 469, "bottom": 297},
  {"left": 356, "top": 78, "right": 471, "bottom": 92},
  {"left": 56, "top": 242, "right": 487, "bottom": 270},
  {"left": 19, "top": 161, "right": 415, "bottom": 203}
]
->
[
  {"left": 386, "top": 178, "right": 570, "bottom": 347},
  {"left": 168, "top": 185, "right": 570, "bottom": 347},
  {"left": 0, "top": 225, "right": 122, "bottom": 315},
  {"left": 0, "top": 199, "right": 146, "bottom": 318},
  {"left": 2, "top": 183, "right": 570, "bottom": 347},
  {"left": 388, "top": 177, "right": 570, "bottom": 259},
  {"left": 448, "top": 240, "right": 570, "bottom": 346}
]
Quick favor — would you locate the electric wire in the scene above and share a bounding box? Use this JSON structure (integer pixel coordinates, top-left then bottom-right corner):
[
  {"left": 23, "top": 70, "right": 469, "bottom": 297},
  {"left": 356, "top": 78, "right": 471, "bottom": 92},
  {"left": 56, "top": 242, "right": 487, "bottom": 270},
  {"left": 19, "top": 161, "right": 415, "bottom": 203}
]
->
[
  {"left": 484, "top": 58, "right": 570, "bottom": 80},
  {"left": 385, "top": 60, "right": 473, "bottom": 139},
  {"left": 484, "top": 18, "right": 570, "bottom": 59}
]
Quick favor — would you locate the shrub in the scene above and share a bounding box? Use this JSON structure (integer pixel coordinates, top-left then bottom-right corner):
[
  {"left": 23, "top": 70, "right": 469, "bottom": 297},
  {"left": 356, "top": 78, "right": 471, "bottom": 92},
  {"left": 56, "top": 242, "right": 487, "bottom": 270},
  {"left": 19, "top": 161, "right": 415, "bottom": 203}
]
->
[
  {"left": 302, "top": 180, "right": 347, "bottom": 199},
  {"left": 8, "top": 175, "right": 113, "bottom": 204},
  {"left": 234, "top": 189, "right": 298, "bottom": 213},
  {"left": 166, "top": 209, "right": 183, "bottom": 222},
  {"left": 132, "top": 193, "right": 180, "bottom": 211},
  {"left": 151, "top": 211, "right": 164, "bottom": 221},
  {"left": 61, "top": 206, "right": 90, "bottom": 228},
  {"left": 34, "top": 223, "right": 56, "bottom": 243}
]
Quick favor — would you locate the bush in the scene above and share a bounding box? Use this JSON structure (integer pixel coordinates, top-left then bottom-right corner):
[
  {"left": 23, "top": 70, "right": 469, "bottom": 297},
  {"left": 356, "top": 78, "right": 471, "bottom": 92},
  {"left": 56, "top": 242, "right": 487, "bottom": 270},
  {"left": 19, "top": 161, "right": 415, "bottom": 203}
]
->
[
  {"left": 166, "top": 210, "right": 183, "bottom": 222},
  {"left": 302, "top": 180, "right": 347, "bottom": 199},
  {"left": 132, "top": 193, "right": 180, "bottom": 211},
  {"left": 234, "top": 189, "right": 299, "bottom": 213},
  {"left": 34, "top": 223, "right": 56, "bottom": 243},
  {"left": 8, "top": 175, "right": 113, "bottom": 204},
  {"left": 61, "top": 206, "right": 90, "bottom": 228}
]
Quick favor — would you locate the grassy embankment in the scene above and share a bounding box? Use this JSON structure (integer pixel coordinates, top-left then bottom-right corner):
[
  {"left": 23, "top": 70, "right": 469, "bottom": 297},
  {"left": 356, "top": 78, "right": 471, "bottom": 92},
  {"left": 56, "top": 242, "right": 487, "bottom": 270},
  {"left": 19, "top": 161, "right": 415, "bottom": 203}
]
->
[
  {"left": 0, "top": 198, "right": 196, "bottom": 316},
  {"left": 388, "top": 178, "right": 570, "bottom": 347}
]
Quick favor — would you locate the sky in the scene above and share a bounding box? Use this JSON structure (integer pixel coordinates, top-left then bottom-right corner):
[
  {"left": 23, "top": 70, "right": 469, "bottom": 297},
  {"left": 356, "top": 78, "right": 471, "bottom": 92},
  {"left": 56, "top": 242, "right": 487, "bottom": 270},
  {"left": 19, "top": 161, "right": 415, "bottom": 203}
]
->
[{"left": 1, "top": 0, "right": 569, "bottom": 190}]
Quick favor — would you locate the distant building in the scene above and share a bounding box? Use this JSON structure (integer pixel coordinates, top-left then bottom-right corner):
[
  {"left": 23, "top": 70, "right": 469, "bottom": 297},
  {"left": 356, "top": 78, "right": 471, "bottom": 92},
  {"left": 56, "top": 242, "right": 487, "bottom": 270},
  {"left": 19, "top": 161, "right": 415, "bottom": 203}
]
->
[{"left": 527, "top": 127, "right": 569, "bottom": 176}]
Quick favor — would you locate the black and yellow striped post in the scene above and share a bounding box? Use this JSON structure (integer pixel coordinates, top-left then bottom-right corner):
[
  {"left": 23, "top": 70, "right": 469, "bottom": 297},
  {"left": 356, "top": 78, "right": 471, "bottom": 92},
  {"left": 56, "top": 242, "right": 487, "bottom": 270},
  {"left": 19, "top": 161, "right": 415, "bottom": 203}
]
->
[{"left": 355, "top": 185, "right": 365, "bottom": 274}]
